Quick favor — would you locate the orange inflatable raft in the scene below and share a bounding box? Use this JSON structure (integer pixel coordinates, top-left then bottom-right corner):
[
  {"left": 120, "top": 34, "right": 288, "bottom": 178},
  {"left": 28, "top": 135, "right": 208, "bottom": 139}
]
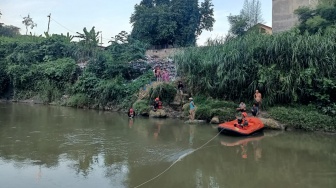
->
[{"left": 218, "top": 117, "right": 264, "bottom": 136}]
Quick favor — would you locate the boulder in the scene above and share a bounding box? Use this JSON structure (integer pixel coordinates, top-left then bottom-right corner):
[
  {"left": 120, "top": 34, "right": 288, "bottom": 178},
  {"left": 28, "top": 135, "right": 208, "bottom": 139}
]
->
[
  {"left": 210, "top": 116, "right": 220, "bottom": 124},
  {"left": 260, "top": 118, "right": 284, "bottom": 130},
  {"left": 149, "top": 109, "right": 167, "bottom": 118}
]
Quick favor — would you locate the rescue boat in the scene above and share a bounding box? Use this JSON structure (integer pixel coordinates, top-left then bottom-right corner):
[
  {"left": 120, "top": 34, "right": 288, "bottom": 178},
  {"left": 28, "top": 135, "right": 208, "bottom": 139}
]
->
[{"left": 218, "top": 117, "right": 264, "bottom": 136}]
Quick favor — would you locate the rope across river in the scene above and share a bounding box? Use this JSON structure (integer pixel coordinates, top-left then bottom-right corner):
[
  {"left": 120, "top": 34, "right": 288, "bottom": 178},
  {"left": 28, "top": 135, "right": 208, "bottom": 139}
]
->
[{"left": 133, "top": 129, "right": 223, "bottom": 188}]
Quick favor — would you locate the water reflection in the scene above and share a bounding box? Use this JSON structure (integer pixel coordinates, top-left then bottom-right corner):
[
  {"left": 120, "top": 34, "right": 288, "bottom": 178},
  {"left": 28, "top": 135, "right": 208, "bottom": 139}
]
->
[
  {"left": 0, "top": 103, "right": 335, "bottom": 188},
  {"left": 220, "top": 133, "right": 264, "bottom": 161}
]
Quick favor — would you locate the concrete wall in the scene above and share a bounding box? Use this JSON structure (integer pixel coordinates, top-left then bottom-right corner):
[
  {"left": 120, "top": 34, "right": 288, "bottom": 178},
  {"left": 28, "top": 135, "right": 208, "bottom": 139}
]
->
[
  {"left": 145, "top": 48, "right": 180, "bottom": 59},
  {"left": 272, "top": 0, "right": 318, "bottom": 33}
]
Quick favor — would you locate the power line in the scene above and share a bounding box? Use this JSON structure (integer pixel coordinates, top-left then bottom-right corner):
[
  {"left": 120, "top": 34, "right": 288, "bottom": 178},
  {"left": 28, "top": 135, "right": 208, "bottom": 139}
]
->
[
  {"left": 49, "top": 17, "right": 114, "bottom": 44},
  {"left": 50, "top": 17, "right": 76, "bottom": 34}
]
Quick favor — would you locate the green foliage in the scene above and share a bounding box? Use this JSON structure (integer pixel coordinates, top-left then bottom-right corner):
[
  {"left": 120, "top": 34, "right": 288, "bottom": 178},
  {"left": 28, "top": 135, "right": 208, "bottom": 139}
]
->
[
  {"left": 269, "top": 106, "right": 336, "bottom": 132},
  {"left": 6, "top": 58, "right": 77, "bottom": 101},
  {"left": 183, "top": 96, "right": 237, "bottom": 121},
  {"left": 21, "top": 14, "right": 37, "bottom": 35},
  {"left": 0, "top": 60, "right": 9, "bottom": 95},
  {"left": 175, "top": 29, "right": 336, "bottom": 112},
  {"left": 108, "top": 31, "right": 148, "bottom": 62},
  {"left": 0, "top": 25, "right": 149, "bottom": 107},
  {"left": 227, "top": 15, "right": 249, "bottom": 36},
  {"left": 66, "top": 93, "right": 92, "bottom": 108},
  {"left": 131, "top": 0, "right": 215, "bottom": 47},
  {"left": 133, "top": 100, "right": 151, "bottom": 115},
  {"left": 149, "top": 83, "right": 176, "bottom": 104},
  {"left": 295, "top": 2, "right": 336, "bottom": 34},
  {"left": 0, "top": 25, "right": 20, "bottom": 37},
  {"left": 228, "top": 0, "right": 264, "bottom": 36}
]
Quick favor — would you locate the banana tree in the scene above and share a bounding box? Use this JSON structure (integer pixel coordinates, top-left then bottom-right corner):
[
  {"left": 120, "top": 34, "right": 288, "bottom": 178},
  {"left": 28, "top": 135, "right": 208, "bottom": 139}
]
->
[{"left": 74, "top": 27, "right": 100, "bottom": 62}]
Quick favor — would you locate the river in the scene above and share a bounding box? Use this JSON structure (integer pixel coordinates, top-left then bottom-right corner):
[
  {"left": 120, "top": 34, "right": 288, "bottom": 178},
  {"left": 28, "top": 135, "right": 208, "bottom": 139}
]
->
[{"left": 0, "top": 103, "right": 335, "bottom": 188}]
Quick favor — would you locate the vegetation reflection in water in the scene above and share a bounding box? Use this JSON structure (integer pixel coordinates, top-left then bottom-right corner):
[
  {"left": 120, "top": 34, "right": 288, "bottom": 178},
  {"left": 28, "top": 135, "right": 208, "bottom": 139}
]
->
[{"left": 0, "top": 103, "right": 335, "bottom": 188}]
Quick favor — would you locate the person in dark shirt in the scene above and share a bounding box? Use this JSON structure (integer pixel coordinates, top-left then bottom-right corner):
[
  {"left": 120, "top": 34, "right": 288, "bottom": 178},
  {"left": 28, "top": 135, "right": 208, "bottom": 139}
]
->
[
  {"left": 251, "top": 103, "right": 258, "bottom": 117},
  {"left": 177, "top": 81, "right": 184, "bottom": 103}
]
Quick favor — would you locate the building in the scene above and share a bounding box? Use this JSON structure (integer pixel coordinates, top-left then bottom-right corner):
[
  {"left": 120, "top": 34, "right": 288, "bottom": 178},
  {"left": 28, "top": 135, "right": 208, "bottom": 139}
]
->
[
  {"left": 250, "top": 23, "right": 273, "bottom": 34},
  {"left": 272, "top": 0, "right": 319, "bottom": 33}
]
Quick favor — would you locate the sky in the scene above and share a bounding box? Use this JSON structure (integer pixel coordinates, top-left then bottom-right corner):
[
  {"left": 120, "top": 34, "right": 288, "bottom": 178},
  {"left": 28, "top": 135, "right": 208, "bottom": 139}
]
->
[{"left": 0, "top": 0, "right": 272, "bottom": 46}]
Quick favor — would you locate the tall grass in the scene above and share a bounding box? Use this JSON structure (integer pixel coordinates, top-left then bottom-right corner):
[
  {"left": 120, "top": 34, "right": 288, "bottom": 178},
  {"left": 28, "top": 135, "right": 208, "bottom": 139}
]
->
[{"left": 174, "top": 29, "right": 336, "bottom": 107}]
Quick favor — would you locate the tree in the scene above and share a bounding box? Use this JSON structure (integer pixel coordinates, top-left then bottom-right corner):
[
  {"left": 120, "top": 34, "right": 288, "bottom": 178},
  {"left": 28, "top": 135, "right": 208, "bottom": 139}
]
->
[
  {"left": 108, "top": 31, "right": 148, "bottom": 61},
  {"left": 228, "top": 0, "right": 264, "bottom": 36},
  {"left": 74, "top": 27, "right": 101, "bottom": 62},
  {"left": 295, "top": 1, "right": 336, "bottom": 34},
  {"left": 0, "top": 25, "right": 21, "bottom": 37},
  {"left": 130, "top": 0, "right": 215, "bottom": 47},
  {"left": 155, "top": 0, "right": 170, "bottom": 6},
  {"left": 240, "top": 0, "right": 263, "bottom": 28},
  {"left": 22, "top": 14, "right": 37, "bottom": 35},
  {"left": 140, "top": 0, "right": 154, "bottom": 7},
  {"left": 227, "top": 15, "right": 248, "bottom": 36}
]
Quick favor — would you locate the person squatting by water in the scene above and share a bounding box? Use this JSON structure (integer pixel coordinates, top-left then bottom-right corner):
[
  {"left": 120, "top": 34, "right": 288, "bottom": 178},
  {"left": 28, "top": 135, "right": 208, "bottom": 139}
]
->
[
  {"left": 254, "top": 90, "right": 262, "bottom": 114},
  {"left": 189, "top": 97, "right": 196, "bottom": 121},
  {"left": 251, "top": 103, "right": 258, "bottom": 117},
  {"left": 236, "top": 101, "right": 246, "bottom": 112},
  {"left": 153, "top": 97, "right": 163, "bottom": 112}
]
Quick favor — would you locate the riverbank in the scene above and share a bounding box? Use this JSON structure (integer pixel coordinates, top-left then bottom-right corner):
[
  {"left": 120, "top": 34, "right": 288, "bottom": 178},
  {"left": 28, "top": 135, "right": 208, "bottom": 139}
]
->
[{"left": 2, "top": 96, "right": 335, "bottom": 133}]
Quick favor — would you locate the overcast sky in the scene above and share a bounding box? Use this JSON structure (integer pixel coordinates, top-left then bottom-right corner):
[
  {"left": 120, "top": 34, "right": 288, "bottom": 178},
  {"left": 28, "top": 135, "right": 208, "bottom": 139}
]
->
[{"left": 0, "top": 0, "right": 272, "bottom": 46}]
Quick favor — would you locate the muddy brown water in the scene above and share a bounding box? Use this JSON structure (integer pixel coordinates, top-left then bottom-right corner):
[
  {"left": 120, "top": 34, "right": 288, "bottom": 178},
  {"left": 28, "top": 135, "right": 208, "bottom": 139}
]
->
[{"left": 0, "top": 103, "right": 335, "bottom": 188}]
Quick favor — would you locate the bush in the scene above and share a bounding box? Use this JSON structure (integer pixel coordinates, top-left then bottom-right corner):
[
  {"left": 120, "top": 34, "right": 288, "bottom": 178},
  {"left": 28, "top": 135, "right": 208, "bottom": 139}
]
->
[
  {"left": 66, "top": 94, "right": 91, "bottom": 108},
  {"left": 183, "top": 97, "right": 237, "bottom": 122},
  {"left": 133, "top": 100, "right": 151, "bottom": 116},
  {"left": 269, "top": 106, "right": 336, "bottom": 132},
  {"left": 149, "top": 83, "right": 176, "bottom": 104}
]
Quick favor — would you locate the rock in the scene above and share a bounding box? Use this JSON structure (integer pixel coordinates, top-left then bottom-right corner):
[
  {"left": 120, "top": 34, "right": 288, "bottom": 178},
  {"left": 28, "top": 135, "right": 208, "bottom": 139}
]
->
[
  {"left": 140, "top": 111, "right": 149, "bottom": 116},
  {"left": 210, "top": 116, "right": 220, "bottom": 124},
  {"left": 149, "top": 109, "right": 167, "bottom": 118},
  {"left": 260, "top": 118, "right": 284, "bottom": 130},
  {"left": 185, "top": 120, "right": 207, "bottom": 124}
]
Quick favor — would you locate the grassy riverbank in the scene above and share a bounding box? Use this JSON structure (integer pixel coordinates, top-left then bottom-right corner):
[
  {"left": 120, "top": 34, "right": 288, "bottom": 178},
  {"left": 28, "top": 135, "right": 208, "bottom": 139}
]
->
[
  {"left": 182, "top": 97, "right": 336, "bottom": 132},
  {"left": 1, "top": 30, "right": 336, "bottom": 133}
]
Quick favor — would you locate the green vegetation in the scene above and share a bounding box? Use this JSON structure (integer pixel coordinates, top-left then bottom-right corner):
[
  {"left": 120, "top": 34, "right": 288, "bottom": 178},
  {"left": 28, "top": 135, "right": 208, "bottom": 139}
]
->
[
  {"left": 269, "top": 106, "right": 335, "bottom": 132},
  {"left": 183, "top": 96, "right": 237, "bottom": 122},
  {"left": 0, "top": 1, "right": 335, "bottom": 133},
  {"left": 130, "top": 0, "right": 215, "bottom": 47},
  {"left": 175, "top": 30, "right": 336, "bottom": 110},
  {"left": 175, "top": 9, "right": 336, "bottom": 131},
  {"left": 295, "top": 0, "right": 336, "bottom": 34},
  {"left": 227, "top": 0, "right": 264, "bottom": 37},
  {"left": 0, "top": 30, "right": 153, "bottom": 109}
]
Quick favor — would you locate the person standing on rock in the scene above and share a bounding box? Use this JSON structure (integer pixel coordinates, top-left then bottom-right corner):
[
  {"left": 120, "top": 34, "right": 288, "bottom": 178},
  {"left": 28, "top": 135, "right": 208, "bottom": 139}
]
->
[
  {"left": 189, "top": 97, "right": 196, "bottom": 121},
  {"left": 254, "top": 90, "right": 262, "bottom": 114},
  {"left": 162, "top": 68, "right": 168, "bottom": 82},
  {"left": 154, "top": 66, "right": 161, "bottom": 82},
  {"left": 178, "top": 81, "right": 184, "bottom": 103}
]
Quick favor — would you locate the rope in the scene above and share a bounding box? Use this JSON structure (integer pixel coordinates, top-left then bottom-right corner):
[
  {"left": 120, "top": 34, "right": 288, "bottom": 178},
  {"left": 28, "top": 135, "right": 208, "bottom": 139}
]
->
[{"left": 133, "top": 128, "right": 223, "bottom": 188}]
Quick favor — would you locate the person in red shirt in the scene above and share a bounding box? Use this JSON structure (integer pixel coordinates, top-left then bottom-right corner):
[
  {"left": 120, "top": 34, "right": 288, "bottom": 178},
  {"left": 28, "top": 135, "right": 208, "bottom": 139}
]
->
[{"left": 128, "top": 107, "right": 135, "bottom": 118}]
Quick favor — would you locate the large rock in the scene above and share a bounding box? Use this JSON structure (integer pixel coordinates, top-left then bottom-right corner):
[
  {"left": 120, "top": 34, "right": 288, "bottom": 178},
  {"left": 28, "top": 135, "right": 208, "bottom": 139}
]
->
[
  {"left": 260, "top": 118, "right": 284, "bottom": 130},
  {"left": 210, "top": 116, "right": 220, "bottom": 124},
  {"left": 149, "top": 109, "right": 167, "bottom": 118}
]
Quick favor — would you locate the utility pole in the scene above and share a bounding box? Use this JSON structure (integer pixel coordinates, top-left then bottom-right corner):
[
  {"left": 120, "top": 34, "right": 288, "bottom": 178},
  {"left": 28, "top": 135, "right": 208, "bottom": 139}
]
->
[
  {"left": 47, "top": 13, "right": 51, "bottom": 33},
  {"left": 99, "top": 31, "right": 103, "bottom": 46}
]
